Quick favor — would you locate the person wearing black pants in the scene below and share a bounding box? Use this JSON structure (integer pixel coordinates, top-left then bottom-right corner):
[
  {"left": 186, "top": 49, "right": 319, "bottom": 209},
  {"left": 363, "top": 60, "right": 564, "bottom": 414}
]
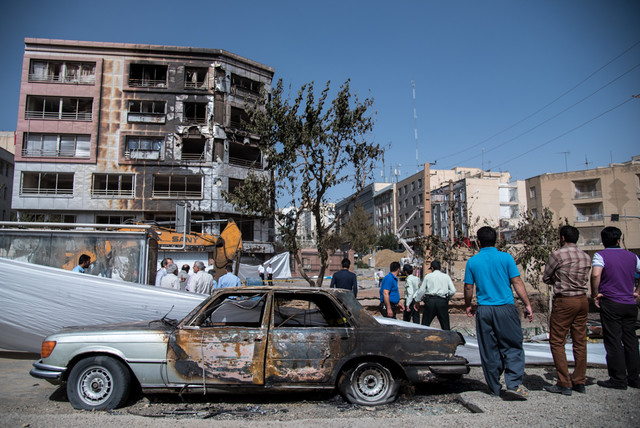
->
[{"left": 419, "top": 260, "right": 456, "bottom": 330}]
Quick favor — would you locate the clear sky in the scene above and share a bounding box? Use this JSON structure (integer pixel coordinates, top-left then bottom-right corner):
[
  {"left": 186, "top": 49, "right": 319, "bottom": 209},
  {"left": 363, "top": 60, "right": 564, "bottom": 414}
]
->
[{"left": 1, "top": 0, "right": 638, "bottom": 202}]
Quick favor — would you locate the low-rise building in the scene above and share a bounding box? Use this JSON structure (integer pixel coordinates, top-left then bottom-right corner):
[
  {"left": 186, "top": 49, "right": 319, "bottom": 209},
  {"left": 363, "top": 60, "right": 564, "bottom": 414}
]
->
[{"left": 526, "top": 155, "right": 640, "bottom": 252}]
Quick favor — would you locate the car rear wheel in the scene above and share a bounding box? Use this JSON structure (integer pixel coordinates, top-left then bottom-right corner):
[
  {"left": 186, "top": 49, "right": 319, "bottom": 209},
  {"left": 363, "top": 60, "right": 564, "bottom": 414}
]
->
[
  {"left": 339, "top": 362, "right": 398, "bottom": 406},
  {"left": 66, "top": 356, "right": 131, "bottom": 410}
]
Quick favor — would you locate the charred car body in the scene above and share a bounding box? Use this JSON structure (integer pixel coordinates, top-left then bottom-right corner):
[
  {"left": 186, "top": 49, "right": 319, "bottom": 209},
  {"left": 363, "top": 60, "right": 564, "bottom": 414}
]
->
[{"left": 30, "top": 287, "right": 469, "bottom": 410}]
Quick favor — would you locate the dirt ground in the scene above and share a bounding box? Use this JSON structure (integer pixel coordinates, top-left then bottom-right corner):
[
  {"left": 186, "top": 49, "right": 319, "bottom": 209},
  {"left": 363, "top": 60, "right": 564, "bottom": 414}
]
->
[{"left": 2, "top": 353, "right": 639, "bottom": 428}]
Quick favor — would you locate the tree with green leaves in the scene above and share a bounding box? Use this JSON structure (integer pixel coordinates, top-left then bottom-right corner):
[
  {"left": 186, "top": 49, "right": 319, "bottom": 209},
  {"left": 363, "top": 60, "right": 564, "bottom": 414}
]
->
[
  {"left": 340, "top": 203, "right": 378, "bottom": 255},
  {"left": 376, "top": 232, "right": 398, "bottom": 251},
  {"left": 511, "top": 207, "right": 566, "bottom": 313},
  {"left": 224, "top": 79, "right": 382, "bottom": 286}
]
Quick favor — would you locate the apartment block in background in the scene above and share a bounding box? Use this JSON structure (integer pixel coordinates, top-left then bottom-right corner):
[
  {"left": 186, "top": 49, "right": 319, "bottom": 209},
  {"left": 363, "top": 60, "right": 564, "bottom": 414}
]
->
[
  {"left": 431, "top": 171, "right": 526, "bottom": 244},
  {"left": 13, "top": 38, "right": 275, "bottom": 257},
  {"left": 0, "top": 132, "right": 15, "bottom": 221},
  {"left": 526, "top": 155, "right": 640, "bottom": 252}
]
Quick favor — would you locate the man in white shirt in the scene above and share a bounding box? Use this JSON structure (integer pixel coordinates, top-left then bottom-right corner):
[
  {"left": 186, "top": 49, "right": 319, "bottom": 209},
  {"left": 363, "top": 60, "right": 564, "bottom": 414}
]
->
[
  {"left": 266, "top": 263, "right": 274, "bottom": 286},
  {"left": 187, "top": 260, "right": 214, "bottom": 295},
  {"left": 216, "top": 264, "right": 242, "bottom": 288},
  {"left": 258, "top": 264, "right": 265, "bottom": 285},
  {"left": 418, "top": 260, "right": 457, "bottom": 330},
  {"left": 402, "top": 264, "right": 421, "bottom": 323},
  {"left": 160, "top": 263, "right": 181, "bottom": 290},
  {"left": 154, "top": 257, "right": 173, "bottom": 287}
]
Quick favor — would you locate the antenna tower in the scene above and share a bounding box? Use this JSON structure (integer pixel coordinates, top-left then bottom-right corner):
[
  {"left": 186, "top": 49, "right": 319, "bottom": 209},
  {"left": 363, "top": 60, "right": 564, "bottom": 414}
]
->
[{"left": 412, "top": 79, "right": 419, "bottom": 171}]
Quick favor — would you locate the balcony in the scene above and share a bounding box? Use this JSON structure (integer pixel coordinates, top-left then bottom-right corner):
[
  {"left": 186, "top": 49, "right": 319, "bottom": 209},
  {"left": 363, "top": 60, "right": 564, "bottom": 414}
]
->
[
  {"left": 29, "top": 73, "right": 96, "bottom": 85},
  {"left": 25, "top": 110, "right": 92, "bottom": 121},
  {"left": 151, "top": 190, "right": 203, "bottom": 199},
  {"left": 576, "top": 213, "right": 604, "bottom": 223},
  {"left": 180, "top": 152, "right": 206, "bottom": 162},
  {"left": 574, "top": 190, "right": 602, "bottom": 200},
  {"left": 229, "top": 156, "right": 263, "bottom": 169}
]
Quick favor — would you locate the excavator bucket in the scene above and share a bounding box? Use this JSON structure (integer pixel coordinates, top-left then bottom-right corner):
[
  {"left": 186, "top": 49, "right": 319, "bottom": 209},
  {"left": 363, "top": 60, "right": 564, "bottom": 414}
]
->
[{"left": 214, "top": 219, "right": 243, "bottom": 269}]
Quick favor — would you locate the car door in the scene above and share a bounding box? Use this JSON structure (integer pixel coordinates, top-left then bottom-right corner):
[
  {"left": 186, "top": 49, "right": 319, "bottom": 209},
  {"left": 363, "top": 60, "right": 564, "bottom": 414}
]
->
[
  {"left": 265, "top": 292, "right": 355, "bottom": 385},
  {"left": 166, "top": 291, "right": 269, "bottom": 385}
]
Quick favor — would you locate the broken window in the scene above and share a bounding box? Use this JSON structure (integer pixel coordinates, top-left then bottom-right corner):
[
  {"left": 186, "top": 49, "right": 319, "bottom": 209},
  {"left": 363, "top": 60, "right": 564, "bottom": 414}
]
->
[
  {"left": 25, "top": 96, "right": 93, "bottom": 121},
  {"left": 125, "top": 136, "right": 164, "bottom": 160},
  {"left": 228, "top": 178, "right": 244, "bottom": 196},
  {"left": 183, "top": 102, "right": 208, "bottom": 124},
  {"left": 273, "top": 293, "right": 349, "bottom": 328},
  {"left": 23, "top": 133, "right": 90, "bottom": 158},
  {"left": 181, "top": 136, "right": 206, "bottom": 161},
  {"left": 129, "top": 63, "right": 168, "bottom": 88},
  {"left": 185, "top": 67, "right": 208, "bottom": 89},
  {"left": 92, "top": 174, "right": 135, "bottom": 198},
  {"left": 230, "top": 106, "right": 251, "bottom": 129},
  {"left": 192, "top": 293, "right": 267, "bottom": 328},
  {"left": 152, "top": 175, "right": 203, "bottom": 199},
  {"left": 21, "top": 172, "right": 74, "bottom": 196},
  {"left": 127, "top": 100, "right": 166, "bottom": 124},
  {"left": 96, "top": 215, "right": 136, "bottom": 225},
  {"left": 231, "top": 73, "right": 262, "bottom": 95},
  {"left": 29, "top": 60, "right": 95, "bottom": 84},
  {"left": 228, "top": 141, "right": 262, "bottom": 169}
]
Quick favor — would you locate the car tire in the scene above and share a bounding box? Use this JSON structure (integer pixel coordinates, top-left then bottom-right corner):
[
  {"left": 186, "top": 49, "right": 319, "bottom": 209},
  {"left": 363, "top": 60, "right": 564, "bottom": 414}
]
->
[
  {"left": 66, "top": 356, "right": 131, "bottom": 410},
  {"left": 339, "top": 362, "right": 398, "bottom": 406}
]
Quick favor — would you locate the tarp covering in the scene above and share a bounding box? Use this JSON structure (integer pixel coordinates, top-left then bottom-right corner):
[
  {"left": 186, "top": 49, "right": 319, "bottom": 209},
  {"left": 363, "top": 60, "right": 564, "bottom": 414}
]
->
[
  {"left": 237, "top": 252, "right": 291, "bottom": 282},
  {"left": 375, "top": 317, "right": 607, "bottom": 366},
  {"left": 0, "top": 258, "right": 206, "bottom": 353}
]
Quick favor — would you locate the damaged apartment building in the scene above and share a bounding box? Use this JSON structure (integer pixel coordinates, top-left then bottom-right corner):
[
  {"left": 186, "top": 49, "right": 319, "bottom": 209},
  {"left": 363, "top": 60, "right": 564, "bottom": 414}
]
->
[{"left": 13, "top": 38, "right": 275, "bottom": 256}]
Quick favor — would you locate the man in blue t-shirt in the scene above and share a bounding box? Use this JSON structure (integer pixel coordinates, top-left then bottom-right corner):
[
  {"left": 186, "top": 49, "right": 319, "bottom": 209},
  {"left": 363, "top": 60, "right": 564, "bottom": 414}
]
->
[
  {"left": 379, "top": 261, "right": 404, "bottom": 318},
  {"left": 464, "top": 226, "right": 533, "bottom": 399}
]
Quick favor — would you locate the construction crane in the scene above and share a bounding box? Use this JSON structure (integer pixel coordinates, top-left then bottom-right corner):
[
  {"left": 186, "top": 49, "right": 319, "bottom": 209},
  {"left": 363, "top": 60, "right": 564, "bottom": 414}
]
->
[{"left": 395, "top": 206, "right": 423, "bottom": 266}]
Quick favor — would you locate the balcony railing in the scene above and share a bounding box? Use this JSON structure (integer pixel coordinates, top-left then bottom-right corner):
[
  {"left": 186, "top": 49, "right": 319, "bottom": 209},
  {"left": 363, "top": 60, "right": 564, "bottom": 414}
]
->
[
  {"left": 574, "top": 190, "right": 602, "bottom": 199},
  {"left": 576, "top": 214, "right": 604, "bottom": 223},
  {"left": 152, "top": 190, "right": 203, "bottom": 199},
  {"left": 22, "top": 148, "right": 89, "bottom": 158},
  {"left": 91, "top": 189, "right": 135, "bottom": 198},
  {"left": 28, "top": 73, "right": 96, "bottom": 85},
  {"left": 127, "top": 112, "right": 166, "bottom": 124},
  {"left": 20, "top": 187, "right": 73, "bottom": 196},
  {"left": 124, "top": 150, "right": 161, "bottom": 161},
  {"left": 181, "top": 152, "right": 206, "bottom": 161},
  {"left": 228, "top": 156, "right": 263, "bottom": 169},
  {"left": 184, "top": 81, "right": 208, "bottom": 90},
  {"left": 128, "top": 79, "right": 167, "bottom": 88},
  {"left": 25, "top": 111, "right": 92, "bottom": 121}
]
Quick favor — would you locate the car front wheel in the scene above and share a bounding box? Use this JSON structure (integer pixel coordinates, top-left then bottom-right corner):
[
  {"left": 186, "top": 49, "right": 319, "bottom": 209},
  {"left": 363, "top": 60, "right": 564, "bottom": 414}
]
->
[
  {"left": 66, "top": 356, "right": 131, "bottom": 410},
  {"left": 339, "top": 362, "right": 399, "bottom": 406}
]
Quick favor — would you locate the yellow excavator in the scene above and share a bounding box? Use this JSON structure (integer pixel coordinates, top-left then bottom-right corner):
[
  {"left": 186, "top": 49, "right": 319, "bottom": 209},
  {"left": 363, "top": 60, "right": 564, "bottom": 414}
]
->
[{"left": 151, "top": 219, "right": 243, "bottom": 275}]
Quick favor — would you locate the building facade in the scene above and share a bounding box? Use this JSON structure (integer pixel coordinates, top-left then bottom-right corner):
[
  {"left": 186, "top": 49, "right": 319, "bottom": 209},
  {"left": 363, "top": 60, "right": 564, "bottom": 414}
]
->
[
  {"left": 0, "top": 132, "right": 15, "bottom": 221},
  {"left": 526, "top": 156, "right": 640, "bottom": 252},
  {"left": 13, "top": 38, "right": 275, "bottom": 255},
  {"left": 396, "top": 164, "right": 431, "bottom": 239},
  {"left": 431, "top": 172, "right": 525, "bottom": 244}
]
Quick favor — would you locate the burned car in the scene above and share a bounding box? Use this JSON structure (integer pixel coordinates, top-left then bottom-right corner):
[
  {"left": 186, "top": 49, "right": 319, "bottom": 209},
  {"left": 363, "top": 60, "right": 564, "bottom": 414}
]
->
[{"left": 30, "top": 287, "right": 469, "bottom": 410}]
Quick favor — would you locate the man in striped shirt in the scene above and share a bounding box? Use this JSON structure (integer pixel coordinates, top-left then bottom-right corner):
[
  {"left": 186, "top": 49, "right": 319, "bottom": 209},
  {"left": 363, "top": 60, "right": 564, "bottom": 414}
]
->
[{"left": 542, "top": 225, "right": 591, "bottom": 396}]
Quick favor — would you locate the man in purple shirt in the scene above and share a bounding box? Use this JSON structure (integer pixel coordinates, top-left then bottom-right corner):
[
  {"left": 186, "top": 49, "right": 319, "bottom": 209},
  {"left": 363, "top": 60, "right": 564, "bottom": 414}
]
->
[{"left": 591, "top": 226, "right": 640, "bottom": 390}]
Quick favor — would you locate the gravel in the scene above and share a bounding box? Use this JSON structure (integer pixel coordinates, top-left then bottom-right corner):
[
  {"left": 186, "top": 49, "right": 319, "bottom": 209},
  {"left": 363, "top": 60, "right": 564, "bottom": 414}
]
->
[{"left": 2, "top": 353, "right": 639, "bottom": 428}]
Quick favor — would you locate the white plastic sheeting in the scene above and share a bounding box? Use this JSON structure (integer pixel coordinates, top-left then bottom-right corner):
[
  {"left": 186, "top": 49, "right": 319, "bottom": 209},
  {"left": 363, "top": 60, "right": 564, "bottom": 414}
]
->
[
  {"left": 237, "top": 252, "right": 291, "bottom": 282},
  {"left": 375, "top": 316, "right": 607, "bottom": 366},
  {"left": 0, "top": 258, "right": 206, "bottom": 353}
]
